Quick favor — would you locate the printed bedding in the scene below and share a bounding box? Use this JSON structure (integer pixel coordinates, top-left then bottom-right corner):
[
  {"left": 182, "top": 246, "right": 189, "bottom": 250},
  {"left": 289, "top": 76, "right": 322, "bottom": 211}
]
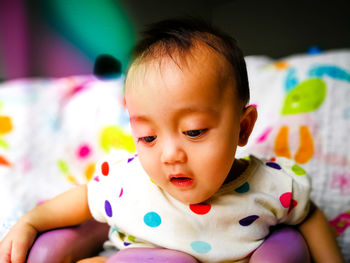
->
[{"left": 0, "top": 49, "right": 350, "bottom": 260}]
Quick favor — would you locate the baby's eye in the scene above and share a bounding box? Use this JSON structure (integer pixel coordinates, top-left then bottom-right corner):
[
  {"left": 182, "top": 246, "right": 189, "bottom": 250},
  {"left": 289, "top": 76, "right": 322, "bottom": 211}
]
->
[
  {"left": 138, "top": 136, "right": 157, "bottom": 144},
  {"left": 183, "top": 129, "right": 207, "bottom": 138}
]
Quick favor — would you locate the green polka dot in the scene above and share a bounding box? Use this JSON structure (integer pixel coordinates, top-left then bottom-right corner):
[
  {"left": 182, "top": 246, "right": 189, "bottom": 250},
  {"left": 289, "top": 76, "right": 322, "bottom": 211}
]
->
[
  {"left": 282, "top": 78, "right": 327, "bottom": 115},
  {"left": 291, "top": 164, "right": 306, "bottom": 175},
  {"left": 235, "top": 182, "right": 250, "bottom": 193},
  {"left": 128, "top": 235, "right": 136, "bottom": 242}
]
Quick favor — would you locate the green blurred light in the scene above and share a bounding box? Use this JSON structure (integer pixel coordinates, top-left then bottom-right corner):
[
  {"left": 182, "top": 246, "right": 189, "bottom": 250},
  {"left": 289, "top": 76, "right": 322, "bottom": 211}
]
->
[{"left": 47, "top": 0, "right": 135, "bottom": 72}]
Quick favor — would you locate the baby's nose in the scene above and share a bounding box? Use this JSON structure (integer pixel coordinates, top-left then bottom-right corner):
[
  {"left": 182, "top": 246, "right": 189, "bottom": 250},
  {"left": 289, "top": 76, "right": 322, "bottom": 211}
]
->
[{"left": 160, "top": 138, "right": 187, "bottom": 164}]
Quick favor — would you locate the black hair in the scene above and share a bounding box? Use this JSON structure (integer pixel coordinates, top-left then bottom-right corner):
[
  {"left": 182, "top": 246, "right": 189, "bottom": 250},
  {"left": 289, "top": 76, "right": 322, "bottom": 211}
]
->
[{"left": 130, "top": 17, "right": 250, "bottom": 105}]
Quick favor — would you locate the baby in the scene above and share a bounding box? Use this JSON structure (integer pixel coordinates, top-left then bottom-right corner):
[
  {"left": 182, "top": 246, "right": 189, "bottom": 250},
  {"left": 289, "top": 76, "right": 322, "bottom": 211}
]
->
[{"left": 0, "top": 18, "right": 344, "bottom": 263}]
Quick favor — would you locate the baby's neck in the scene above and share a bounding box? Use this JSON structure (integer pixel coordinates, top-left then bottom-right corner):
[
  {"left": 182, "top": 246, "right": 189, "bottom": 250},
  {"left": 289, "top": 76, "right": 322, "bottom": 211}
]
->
[{"left": 223, "top": 158, "right": 249, "bottom": 185}]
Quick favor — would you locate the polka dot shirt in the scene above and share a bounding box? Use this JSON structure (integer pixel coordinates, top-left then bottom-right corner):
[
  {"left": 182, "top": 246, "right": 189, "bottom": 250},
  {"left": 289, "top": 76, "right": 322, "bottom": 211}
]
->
[{"left": 87, "top": 151, "right": 311, "bottom": 262}]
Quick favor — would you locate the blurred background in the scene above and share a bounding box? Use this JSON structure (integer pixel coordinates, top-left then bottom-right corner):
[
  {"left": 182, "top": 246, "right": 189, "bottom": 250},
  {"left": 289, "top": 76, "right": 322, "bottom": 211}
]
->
[{"left": 0, "top": 0, "right": 349, "bottom": 80}]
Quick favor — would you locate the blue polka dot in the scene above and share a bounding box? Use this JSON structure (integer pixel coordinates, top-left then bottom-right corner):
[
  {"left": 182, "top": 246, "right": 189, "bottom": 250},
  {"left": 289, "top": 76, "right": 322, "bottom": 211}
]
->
[
  {"left": 308, "top": 65, "right": 350, "bottom": 82},
  {"left": 191, "top": 241, "right": 212, "bottom": 254},
  {"left": 144, "top": 212, "right": 161, "bottom": 227},
  {"left": 235, "top": 182, "right": 250, "bottom": 193},
  {"left": 105, "top": 200, "right": 112, "bottom": 217},
  {"left": 285, "top": 67, "right": 299, "bottom": 92},
  {"left": 239, "top": 215, "right": 259, "bottom": 226},
  {"left": 266, "top": 162, "right": 281, "bottom": 170}
]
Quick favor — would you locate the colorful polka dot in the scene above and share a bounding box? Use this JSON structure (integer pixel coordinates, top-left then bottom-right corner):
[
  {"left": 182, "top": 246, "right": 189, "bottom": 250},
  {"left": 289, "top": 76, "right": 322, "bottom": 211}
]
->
[
  {"left": 266, "top": 162, "right": 281, "bottom": 170},
  {"left": 119, "top": 187, "right": 124, "bottom": 197},
  {"left": 127, "top": 157, "right": 135, "bottom": 163},
  {"left": 0, "top": 116, "right": 13, "bottom": 135},
  {"left": 239, "top": 215, "right": 259, "bottom": 226},
  {"left": 279, "top": 192, "right": 298, "bottom": 213},
  {"left": 190, "top": 241, "right": 212, "bottom": 254},
  {"left": 124, "top": 242, "right": 131, "bottom": 246},
  {"left": 58, "top": 159, "right": 69, "bottom": 174},
  {"left": 291, "top": 164, "right": 306, "bottom": 175},
  {"left": 0, "top": 155, "right": 11, "bottom": 167},
  {"left": 105, "top": 200, "right": 113, "bottom": 217},
  {"left": 256, "top": 126, "right": 273, "bottom": 143},
  {"left": 280, "top": 192, "right": 292, "bottom": 208},
  {"left": 144, "top": 212, "right": 161, "bottom": 227},
  {"left": 128, "top": 235, "right": 136, "bottom": 242},
  {"left": 101, "top": 162, "right": 109, "bottom": 176},
  {"left": 234, "top": 182, "right": 250, "bottom": 193},
  {"left": 85, "top": 163, "right": 96, "bottom": 181},
  {"left": 93, "top": 176, "right": 100, "bottom": 182},
  {"left": 77, "top": 144, "right": 91, "bottom": 159},
  {"left": 189, "top": 203, "right": 211, "bottom": 215}
]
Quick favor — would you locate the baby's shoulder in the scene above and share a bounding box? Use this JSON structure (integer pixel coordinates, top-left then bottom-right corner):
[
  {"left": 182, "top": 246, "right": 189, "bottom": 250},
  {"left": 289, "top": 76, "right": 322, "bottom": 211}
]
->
[
  {"left": 244, "top": 155, "right": 311, "bottom": 190},
  {"left": 248, "top": 155, "right": 308, "bottom": 176}
]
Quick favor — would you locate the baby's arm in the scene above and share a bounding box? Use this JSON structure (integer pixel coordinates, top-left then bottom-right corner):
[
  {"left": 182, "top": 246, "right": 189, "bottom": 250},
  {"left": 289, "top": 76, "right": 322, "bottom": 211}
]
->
[
  {"left": 298, "top": 202, "right": 344, "bottom": 263},
  {"left": 0, "top": 184, "right": 92, "bottom": 263}
]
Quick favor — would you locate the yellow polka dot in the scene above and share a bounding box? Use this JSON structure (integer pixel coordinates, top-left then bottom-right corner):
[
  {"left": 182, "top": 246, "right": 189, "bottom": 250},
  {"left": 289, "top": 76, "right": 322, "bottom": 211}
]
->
[
  {"left": 274, "top": 61, "right": 290, "bottom": 70},
  {"left": 85, "top": 163, "right": 96, "bottom": 181},
  {"left": 0, "top": 116, "right": 13, "bottom": 135},
  {"left": 274, "top": 126, "right": 292, "bottom": 159},
  {"left": 65, "top": 174, "right": 78, "bottom": 184}
]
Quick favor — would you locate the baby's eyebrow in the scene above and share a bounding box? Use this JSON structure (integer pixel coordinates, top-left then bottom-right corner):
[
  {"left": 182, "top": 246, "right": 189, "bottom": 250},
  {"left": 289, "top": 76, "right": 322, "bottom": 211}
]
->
[{"left": 176, "top": 106, "right": 219, "bottom": 116}]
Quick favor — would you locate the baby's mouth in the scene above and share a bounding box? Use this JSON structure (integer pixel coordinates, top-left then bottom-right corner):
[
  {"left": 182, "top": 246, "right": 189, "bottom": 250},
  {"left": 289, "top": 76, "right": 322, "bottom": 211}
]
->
[{"left": 169, "top": 174, "right": 194, "bottom": 188}]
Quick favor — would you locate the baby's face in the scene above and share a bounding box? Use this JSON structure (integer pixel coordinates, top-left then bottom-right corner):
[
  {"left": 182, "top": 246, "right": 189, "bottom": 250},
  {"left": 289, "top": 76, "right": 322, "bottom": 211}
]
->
[{"left": 125, "top": 48, "right": 249, "bottom": 204}]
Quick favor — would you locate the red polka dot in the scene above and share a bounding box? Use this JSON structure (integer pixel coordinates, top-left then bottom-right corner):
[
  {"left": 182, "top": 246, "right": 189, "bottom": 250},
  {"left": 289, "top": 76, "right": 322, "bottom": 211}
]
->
[
  {"left": 101, "top": 162, "right": 109, "bottom": 176},
  {"left": 280, "top": 192, "right": 298, "bottom": 213},
  {"left": 280, "top": 192, "right": 292, "bottom": 208},
  {"left": 190, "top": 203, "right": 211, "bottom": 215},
  {"left": 270, "top": 157, "right": 276, "bottom": 162}
]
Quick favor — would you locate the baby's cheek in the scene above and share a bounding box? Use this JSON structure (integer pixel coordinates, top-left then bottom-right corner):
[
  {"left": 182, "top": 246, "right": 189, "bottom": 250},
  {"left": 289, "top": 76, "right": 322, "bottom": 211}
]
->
[{"left": 139, "top": 154, "right": 158, "bottom": 176}]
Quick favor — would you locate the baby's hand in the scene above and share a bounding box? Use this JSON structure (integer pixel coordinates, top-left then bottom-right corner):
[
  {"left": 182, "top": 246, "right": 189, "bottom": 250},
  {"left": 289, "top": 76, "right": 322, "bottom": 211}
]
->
[{"left": 0, "top": 219, "right": 38, "bottom": 263}]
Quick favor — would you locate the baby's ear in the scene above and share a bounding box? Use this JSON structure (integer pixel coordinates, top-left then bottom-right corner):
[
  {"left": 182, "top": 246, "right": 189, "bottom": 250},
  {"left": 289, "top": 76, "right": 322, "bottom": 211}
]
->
[{"left": 238, "top": 105, "right": 258, "bottom": 146}]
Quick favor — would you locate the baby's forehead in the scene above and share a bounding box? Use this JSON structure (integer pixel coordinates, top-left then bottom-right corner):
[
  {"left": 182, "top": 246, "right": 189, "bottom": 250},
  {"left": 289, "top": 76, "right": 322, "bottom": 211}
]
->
[
  {"left": 127, "top": 43, "right": 235, "bottom": 87},
  {"left": 125, "top": 55, "right": 241, "bottom": 115}
]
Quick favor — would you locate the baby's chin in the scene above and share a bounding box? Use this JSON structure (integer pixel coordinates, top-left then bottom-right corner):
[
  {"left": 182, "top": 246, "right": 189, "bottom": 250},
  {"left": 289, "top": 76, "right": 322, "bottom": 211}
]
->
[{"left": 168, "top": 191, "right": 211, "bottom": 205}]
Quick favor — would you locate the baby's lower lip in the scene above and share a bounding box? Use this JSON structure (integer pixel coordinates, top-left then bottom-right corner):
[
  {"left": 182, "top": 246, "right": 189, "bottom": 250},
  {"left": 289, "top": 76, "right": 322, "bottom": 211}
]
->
[{"left": 169, "top": 175, "right": 194, "bottom": 188}]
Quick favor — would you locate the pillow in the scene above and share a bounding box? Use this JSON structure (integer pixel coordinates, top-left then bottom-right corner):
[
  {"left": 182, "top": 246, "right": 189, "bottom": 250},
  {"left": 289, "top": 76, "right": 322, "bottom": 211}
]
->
[{"left": 237, "top": 49, "right": 350, "bottom": 259}]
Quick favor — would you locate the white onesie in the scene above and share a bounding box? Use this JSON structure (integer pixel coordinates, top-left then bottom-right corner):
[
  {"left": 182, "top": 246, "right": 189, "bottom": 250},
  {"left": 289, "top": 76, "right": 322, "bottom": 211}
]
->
[{"left": 87, "top": 151, "right": 311, "bottom": 263}]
